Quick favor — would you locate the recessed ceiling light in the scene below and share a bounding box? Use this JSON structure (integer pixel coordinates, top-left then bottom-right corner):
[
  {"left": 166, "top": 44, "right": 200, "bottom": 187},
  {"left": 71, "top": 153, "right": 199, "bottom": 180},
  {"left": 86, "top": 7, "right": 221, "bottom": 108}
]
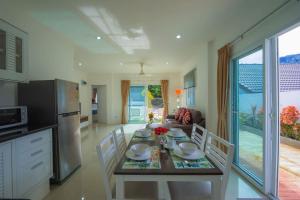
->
[
  {"left": 120, "top": 62, "right": 124, "bottom": 66},
  {"left": 96, "top": 36, "right": 101, "bottom": 40},
  {"left": 78, "top": 62, "right": 83, "bottom": 66},
  {"left": 176, "top": 34, "right": 182, "bottom": 39},
  {"left": 166, "top": 62, "right": 169, "bottom": 65}
]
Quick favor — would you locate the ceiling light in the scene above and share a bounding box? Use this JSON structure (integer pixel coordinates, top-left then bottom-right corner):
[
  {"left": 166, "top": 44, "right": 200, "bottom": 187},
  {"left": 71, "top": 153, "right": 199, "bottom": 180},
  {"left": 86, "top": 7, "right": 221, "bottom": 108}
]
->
[
  {"left": 120, "top": 62, "right": 124, "bottom": 66},
  {"left": 96, "top": 36, "right": 101, "bottom": 40},
  {"left": 78, "top": 62, "right": 83, "bottom": 66},
  {"left": 166, "top": 62, "right": 169, "bottom": 65},
  {"left": 176, "top": 34, "right": 182, "bottom": 39}
]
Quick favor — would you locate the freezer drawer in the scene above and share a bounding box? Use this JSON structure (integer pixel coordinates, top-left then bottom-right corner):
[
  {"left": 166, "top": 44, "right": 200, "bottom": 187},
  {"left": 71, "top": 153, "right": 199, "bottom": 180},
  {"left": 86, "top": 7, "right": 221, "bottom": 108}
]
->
[{"left": 57, "top": 112, "right": 81, "bottom": 181}]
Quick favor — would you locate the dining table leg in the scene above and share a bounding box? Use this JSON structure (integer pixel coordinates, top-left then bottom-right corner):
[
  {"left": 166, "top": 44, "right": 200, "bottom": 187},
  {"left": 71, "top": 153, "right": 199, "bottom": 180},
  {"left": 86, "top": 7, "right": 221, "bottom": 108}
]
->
[
  {"left": 211, "top": 176, "right": 222, "bottom": 200},
  {"left": 116, "top": 175, "right": 125, "bottom": 200}
]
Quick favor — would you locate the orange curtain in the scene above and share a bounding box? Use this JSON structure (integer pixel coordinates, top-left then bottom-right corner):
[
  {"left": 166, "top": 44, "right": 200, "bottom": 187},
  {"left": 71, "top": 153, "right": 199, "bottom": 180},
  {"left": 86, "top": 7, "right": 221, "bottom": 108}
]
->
[
  {"left": 217, "top": 44, "right": 231, "bottom": 141},
  {"left": 161, "top": 80, "right": 169, "bottom": 120},
  {"left": 121, "top": 80, "right": 130, "bottom": 124}
]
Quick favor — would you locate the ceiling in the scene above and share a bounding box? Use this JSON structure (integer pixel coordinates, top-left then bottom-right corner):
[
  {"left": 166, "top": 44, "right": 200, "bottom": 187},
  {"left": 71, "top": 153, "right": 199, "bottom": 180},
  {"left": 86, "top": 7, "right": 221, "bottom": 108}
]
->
[{"left": 4, "top": 0, "right": 286, "bottom": 74}]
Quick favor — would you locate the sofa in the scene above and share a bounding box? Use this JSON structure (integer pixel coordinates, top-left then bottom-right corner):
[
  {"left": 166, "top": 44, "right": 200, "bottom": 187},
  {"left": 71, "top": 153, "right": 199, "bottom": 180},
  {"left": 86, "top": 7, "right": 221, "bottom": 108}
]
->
[{"left": 164, "top": 108, "right": 205, "bottom": 136}]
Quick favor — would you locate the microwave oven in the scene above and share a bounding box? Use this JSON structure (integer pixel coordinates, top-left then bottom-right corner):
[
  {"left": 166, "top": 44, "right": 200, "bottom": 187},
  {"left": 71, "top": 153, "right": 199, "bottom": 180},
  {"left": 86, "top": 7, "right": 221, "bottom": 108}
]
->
[{"left": 0, "top": 106, "right": 28, "bottom": 129}]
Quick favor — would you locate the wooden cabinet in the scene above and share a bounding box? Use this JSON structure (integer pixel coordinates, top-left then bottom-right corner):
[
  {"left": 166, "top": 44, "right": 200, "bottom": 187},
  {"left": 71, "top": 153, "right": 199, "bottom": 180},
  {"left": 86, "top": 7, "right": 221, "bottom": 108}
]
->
[
  {"left": 0, "top": 142, "right": 12, "bottom": 199},
  {"left": 0, "top": 129, "right": 52, "bottom": 200},
  {"left": 0, "top": 19, "right": 28, "bottom": 82}
]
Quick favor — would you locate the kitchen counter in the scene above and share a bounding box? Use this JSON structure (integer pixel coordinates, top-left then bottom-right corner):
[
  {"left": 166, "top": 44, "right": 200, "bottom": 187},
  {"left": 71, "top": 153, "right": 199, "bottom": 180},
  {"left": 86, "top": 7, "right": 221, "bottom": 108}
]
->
[{"left": 0, "top": 123, "right": 57, "bottom": 143}]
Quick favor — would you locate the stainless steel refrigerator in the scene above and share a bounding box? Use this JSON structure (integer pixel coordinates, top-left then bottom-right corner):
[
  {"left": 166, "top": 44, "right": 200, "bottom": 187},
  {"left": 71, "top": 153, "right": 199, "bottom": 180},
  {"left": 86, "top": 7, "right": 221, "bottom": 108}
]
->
[{"left": 18, "top": 79, "right": 82, "bottom": 183}]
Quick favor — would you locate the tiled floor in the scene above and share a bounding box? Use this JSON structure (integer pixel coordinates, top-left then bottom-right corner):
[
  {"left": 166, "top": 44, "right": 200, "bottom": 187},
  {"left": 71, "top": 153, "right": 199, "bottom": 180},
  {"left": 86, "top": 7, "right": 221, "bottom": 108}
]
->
[
  {"left": 43, "top": 123, "right": 264, "bottom": 200},
  {"left": 279, "top": 143, "right": 300, "bottom": 200}
]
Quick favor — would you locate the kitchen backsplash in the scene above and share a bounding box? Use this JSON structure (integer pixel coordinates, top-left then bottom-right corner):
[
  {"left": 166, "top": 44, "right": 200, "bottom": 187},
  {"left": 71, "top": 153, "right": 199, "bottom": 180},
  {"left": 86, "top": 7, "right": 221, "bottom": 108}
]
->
[{"left": 0, "top": 81, "right": 17, "bottom": 106}]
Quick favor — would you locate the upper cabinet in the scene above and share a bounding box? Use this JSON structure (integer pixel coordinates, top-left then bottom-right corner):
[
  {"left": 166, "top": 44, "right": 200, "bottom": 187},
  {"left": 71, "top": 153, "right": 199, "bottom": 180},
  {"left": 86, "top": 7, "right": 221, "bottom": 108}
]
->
[{"left": 0, "top": 19, "right": 28, "bottom": 82}]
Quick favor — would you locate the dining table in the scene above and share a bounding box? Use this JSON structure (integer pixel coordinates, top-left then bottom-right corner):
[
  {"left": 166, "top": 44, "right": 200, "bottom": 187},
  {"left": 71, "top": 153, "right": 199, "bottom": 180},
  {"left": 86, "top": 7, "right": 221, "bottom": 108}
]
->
[{"left": 114, "top": 129, "right": 223, "bottom": 200}]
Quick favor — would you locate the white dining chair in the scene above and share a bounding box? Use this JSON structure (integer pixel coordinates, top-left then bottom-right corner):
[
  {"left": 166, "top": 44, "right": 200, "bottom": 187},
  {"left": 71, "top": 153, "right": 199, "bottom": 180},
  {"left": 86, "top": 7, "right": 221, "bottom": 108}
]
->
[
  {"left": 191, "top": 123, "right": 207, "bottom": 151},
  {"left": 96, "top": 132, "right": 157, "bottom": 200},
  {"left": 167, "top": 132, "right": 234, "bottom": 200},
  {"left": 112, "top": 126, "right": 127, "bottom": 160}
]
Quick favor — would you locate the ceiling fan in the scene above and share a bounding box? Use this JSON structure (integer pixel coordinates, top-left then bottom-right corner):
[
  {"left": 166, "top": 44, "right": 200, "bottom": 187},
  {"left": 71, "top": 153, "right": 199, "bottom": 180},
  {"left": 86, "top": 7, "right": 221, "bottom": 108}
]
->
[{"left": 138, "top": 62, "right": 152, "bottom": 77}]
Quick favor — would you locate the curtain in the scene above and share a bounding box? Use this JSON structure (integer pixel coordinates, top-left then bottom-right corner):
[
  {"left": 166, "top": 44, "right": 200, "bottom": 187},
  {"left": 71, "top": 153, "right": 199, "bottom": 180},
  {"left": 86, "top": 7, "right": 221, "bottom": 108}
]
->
[
  {"left": 217, "top": 44, "right": 231, "bottom": 142},
  {"left": 121, "top": 80, "right": 130, "bottom": 124},
  {"left": 161, "top": 80, "right": 169, "bottom": 120}
]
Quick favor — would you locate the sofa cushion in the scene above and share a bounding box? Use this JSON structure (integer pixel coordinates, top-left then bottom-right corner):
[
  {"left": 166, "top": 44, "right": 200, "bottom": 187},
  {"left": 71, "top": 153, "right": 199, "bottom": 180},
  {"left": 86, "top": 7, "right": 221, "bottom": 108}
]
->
[
  {"left": 182, "top": 110, "right": 192, "bottom": 125},
  {"left": 174, "top": 108, "right": 182, "bottom": 120},
  {"left": 178, "top": 108, "right": 187, "bottom": 122}
]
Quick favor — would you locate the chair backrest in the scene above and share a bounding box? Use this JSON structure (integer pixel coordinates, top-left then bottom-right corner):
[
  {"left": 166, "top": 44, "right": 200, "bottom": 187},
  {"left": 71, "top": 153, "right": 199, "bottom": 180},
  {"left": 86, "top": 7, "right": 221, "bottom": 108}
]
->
[
  {"left": 204, "top": 132, "right": 234, "bottom": 195},
  {"left": 191, "top": 123, "right": 207, "bottom": 151},
  {"left": 113, "top": 126, "right": 127, "bottom": 160},
  {"left": 96, "top": 132, "right": 119, "bottom": 200}
]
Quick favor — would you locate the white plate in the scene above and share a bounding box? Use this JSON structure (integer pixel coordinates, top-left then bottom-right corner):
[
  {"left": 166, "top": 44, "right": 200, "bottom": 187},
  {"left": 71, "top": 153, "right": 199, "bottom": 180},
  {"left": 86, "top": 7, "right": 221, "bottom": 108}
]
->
[
  {"left": 167, "top": 130, "right": 186, "bottom": 138},
  {"left": 173, "top": 146, "right": 205, "bottom": 160},
  {"left": 135, "top": 130, "right": 151, "bottom": 138},
  {"left": 164, "top": 143, "right": 175, "bottom": 150},
  {"left": 126, "top": 149, "right": 151, "bottom": 161}
]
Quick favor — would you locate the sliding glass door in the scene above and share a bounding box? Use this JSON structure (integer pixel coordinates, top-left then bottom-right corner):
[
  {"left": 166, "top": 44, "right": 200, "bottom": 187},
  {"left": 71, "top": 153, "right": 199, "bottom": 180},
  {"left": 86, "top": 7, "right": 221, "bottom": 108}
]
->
[
  {"left": 232, "top": 47, "right": 265, "bottom": 185},
  {"left": 128, "top": 86, "right": 146, "bottom": 123}
]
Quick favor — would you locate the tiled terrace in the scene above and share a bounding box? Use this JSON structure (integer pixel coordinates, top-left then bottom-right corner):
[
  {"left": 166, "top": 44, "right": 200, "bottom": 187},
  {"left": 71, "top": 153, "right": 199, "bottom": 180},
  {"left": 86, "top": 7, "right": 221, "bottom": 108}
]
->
[{"left": 279, "top": 143, "right": 300, "bottom": 200}]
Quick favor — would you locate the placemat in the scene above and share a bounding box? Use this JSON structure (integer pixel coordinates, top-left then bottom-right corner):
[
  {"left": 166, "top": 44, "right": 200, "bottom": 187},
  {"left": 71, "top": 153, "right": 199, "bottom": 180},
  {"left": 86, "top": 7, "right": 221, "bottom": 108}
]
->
[
  {"left": 166, "top": 135, "right": 190, "bottom": 142},
  {"left": 131, "top": 134, "right": 155, "bottom": 142},
  {"left": 170, "top": 151, "right": 214, "bottom": 169},
  {"left": 122, "top": 146, "right": 161, "bottom": 169}
]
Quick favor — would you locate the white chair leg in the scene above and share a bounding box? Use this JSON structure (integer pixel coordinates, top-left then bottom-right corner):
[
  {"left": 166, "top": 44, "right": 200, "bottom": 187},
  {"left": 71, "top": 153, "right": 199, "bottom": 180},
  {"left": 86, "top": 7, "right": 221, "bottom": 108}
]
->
[
  {"left": 116, "top": 176, "right": 125, "bottom": 200},
  {"left": 211, "top": 177, "right": 222, "bottom": 200}
]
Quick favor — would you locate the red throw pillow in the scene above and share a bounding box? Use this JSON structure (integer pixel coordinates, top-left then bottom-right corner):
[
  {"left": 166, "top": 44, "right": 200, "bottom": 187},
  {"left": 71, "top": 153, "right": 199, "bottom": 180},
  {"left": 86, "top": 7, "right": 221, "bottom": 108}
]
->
[
  {"left": 175, "top": 108, "right": 182, "bottom": 120},
  {"left": 183, "top": 111, "right": 192, "bottom": 125},
  {"left": 178, "top": 108, "right": 187, "bottom": 122}
]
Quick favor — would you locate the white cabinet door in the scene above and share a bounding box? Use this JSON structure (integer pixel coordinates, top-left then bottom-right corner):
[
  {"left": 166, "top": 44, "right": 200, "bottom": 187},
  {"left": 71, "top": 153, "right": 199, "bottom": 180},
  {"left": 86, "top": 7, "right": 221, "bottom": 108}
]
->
[
  {"left": 0, "top": 142, "right": 12, "bottom": 198},
  {"left": 0, "top": 19, "right": 28, "bottom": 82}
]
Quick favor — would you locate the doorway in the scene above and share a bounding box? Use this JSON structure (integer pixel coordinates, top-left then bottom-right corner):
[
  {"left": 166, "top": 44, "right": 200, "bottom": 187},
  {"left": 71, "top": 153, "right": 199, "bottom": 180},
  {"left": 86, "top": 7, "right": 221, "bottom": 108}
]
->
[
  {"left": 91, "top": 85, "right": 107, "bottom": 124},
  {"left": 277, "top": 25, "right": 300, "bottom": 199},
  {"left": 128, "top": 84, "right": 164, "bottom": 124}
]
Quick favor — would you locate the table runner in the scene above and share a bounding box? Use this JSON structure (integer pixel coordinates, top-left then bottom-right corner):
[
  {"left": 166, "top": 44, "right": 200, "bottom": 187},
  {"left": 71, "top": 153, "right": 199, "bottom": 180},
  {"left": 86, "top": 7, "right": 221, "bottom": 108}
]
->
[
  {"left": 122, "top": 146, "right": 161, "bottom": 169},
  {"left": 170, "top": 151, "right": 214, "bottom": 169}
]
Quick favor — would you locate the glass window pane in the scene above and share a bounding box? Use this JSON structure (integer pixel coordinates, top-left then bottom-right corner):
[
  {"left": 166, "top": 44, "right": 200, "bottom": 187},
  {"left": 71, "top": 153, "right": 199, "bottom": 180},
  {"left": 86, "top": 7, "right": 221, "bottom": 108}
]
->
[
  {"left": 128, "top": 86, "right": 145, "bottom": 123},
  {"left": 16, "top": 37, "right": 22, "bottom": 73},
  {"left": 232, "top": 48, "right": 264, "bottom": 184},
  {"left": 0, "top": 29, "right": 6, "bottom": 70}
]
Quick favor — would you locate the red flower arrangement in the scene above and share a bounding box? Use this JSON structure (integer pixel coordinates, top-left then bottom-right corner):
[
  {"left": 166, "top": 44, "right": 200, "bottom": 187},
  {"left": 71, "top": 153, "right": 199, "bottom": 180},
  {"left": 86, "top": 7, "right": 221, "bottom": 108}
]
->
[
  {"left": 154, "top": 127, "right": 169, "bottom": 135},
  {"left": 280, "top": 106, "right": 300, "bottom": 125}
]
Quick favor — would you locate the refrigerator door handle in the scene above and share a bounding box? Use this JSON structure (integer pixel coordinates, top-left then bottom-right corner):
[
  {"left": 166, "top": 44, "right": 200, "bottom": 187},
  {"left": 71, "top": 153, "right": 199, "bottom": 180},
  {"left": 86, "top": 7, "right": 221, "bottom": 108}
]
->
[{"left": 60, "top": 112, "right": 79, "bottom": 117}]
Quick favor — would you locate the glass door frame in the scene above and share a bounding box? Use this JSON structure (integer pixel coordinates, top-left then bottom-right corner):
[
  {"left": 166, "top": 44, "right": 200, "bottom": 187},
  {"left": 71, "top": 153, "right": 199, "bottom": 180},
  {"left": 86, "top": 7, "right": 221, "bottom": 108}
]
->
[{"left": 230, "top": 45, "right": 266, "bottom": 192}]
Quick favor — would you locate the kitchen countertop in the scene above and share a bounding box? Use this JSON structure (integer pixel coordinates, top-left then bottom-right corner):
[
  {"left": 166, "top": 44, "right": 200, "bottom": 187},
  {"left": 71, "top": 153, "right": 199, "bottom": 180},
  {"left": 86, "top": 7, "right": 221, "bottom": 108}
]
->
[{"left": 0, "top": 123, "right": 57, "bottom": 143}]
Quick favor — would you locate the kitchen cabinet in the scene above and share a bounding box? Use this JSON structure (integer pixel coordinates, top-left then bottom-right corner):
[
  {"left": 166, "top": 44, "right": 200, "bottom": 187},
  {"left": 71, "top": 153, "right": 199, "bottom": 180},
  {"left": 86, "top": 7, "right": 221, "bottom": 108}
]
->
[
  {"left": 0, "top": 129, "right": 52, "bottom": 200},
  {"left": 0, "top": 142, "right": 12, "bottom": 199},
  {"left": 0, "top": 19, "right": 28, "bottom": 82}
]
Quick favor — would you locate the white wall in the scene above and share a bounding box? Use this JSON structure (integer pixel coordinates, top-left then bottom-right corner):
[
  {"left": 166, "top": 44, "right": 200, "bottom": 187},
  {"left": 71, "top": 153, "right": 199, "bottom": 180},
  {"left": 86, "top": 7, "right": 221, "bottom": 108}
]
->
[
  {"left": 180, "top": 43, "right": 209, "bottom": 119},
  {"left": 206, "top": 1, "right": 300, "bottom": 133},
  {"left": 0, "top": 2, "right": 91, "bottom": 122},
  {"left": 88, "top": 73, "right": 180, "bottom": 124},
  {"left": 280, "top": 91, "right": 300, "bottom": 112}
]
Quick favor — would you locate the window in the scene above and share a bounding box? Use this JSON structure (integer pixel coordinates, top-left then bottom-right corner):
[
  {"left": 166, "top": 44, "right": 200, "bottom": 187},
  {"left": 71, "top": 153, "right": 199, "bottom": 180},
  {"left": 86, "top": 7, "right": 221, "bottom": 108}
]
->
[
  {"left": 0, "top": 29, "right": 6, "bottom": 70},
  {"left": 184, "top": 69, "right": 196, "bottom": 106},
  {"left": 186, "top": 87, "right": 195, "bottom": 106}
]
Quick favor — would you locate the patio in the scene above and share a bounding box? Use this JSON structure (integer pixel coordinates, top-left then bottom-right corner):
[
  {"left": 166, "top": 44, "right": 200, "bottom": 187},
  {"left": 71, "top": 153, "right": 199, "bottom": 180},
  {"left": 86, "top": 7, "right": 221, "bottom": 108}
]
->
[{"left": 240, "top": 130, "right": 300, "bottom": 200}]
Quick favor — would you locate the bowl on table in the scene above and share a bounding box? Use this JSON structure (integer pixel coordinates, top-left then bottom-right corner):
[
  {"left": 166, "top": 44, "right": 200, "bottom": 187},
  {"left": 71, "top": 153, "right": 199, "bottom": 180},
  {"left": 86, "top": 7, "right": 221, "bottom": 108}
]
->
[
  {"left": 130, "top": 144, "right": 150, "bottom": 156},
  {"left": 179, "top": 142, "right": 197, "bottom": 155}
]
